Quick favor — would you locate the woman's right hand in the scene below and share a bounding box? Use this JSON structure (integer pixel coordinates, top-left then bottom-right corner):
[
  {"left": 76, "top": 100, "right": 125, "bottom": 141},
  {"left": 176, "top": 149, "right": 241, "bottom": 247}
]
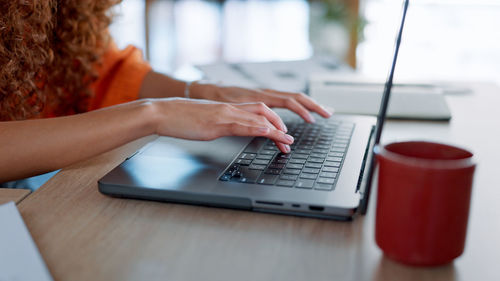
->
[{"left": 149, "top": 98, "right": 294, "bottom": 153}]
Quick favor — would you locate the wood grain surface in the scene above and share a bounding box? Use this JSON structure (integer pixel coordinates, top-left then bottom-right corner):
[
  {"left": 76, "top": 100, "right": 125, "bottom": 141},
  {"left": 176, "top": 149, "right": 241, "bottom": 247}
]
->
[
  {"left": 17, "top": 83, "right": 500, "bottom": 281},
  {"left": 0, "top": 188, "right": 31, "bottom": 205}
]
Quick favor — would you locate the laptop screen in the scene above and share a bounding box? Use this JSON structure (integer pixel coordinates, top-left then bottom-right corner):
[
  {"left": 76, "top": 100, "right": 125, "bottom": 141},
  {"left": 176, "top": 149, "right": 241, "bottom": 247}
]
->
[{"left": 359, "top": 0, "right": 410, "bottom": 214}]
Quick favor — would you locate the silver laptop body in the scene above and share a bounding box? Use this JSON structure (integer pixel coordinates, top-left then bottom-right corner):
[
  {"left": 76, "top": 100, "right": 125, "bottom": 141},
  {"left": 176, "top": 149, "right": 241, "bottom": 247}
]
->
[{"left": 99, "top": 112, "right": 375, "bottom": 220}]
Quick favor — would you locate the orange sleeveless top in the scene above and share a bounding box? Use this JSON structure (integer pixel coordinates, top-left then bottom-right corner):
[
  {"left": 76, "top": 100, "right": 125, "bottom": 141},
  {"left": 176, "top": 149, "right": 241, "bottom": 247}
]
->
[
  {"left": 41, "top": 43, "right": 152, "bottom": 117},
  {"left": 89, "top": 43, "right": 152, "bottom": 110}
]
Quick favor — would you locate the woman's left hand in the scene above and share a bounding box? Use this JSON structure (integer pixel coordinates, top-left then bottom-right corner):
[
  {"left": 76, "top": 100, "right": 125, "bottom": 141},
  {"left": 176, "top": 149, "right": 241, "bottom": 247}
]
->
[{"left": 190, "top": 83, "right": 333, "bottom": 123}]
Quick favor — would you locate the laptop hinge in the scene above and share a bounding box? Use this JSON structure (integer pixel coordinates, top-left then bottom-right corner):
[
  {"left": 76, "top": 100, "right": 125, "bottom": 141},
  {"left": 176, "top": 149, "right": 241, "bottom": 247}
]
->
[{"left": 357, "top": 126, "right": 376, "bottom": 215}]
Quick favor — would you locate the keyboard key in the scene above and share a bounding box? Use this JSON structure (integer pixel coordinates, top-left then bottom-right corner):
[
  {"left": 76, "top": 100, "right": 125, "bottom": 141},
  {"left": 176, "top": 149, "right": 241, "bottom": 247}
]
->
[
  {"left": 286, "top": 163, "right": 304, "bottom": 169},
  {"left": 289, "top": 158, "right": 306, "bottom": 164},
  {"left": 292, "top": 153, "right": 308, "bottom": 159},
  {"left": 257, "top": 174, "right": 278, "bottom": 185},
  {"left": 252, "top": 159, "right": 270, "bottom": 165},
  {"left": 322, "top": 167, "right": 339, "bottom": 173},
  {"left": 235, "top": 159, "right": 252, "bottom": 165},
  {"left": 326, "top": 157, "right": 343, "bottom": 162},
  {"left": 263, "top": 145, "right": 278, "bottom": 150},
  {"left": 305, "top": 162, "right": 322, "bottom": 169},
  {"left": 261, "top": 150, "right": 276, "bottom": 155},
  {"left": 317, "top": 178, "right": 335, "bottom": 184},
  {"left": 249, "top": 164, "right": 266, "bottom": 170},
  {"left": 283, "top": 169, "right": 301, "bottom": 175},
  {"left": 275, "top": 159, "right": 288, "bottom": 164},
  {"left": 256, "top": 154, "right": 273, "bottom": 160},
  {"left": 295, "top": 179, "right": 315, "bottom": 189},
  {"left": 298, "top": 145, "right": 314, "bottom": 150},
  {"left": 280, "top": 174, "right": 298, "bottom": 181},
  {"left": 277, "top": 180, "right": 295, "bottom": 187},
  {"left": 319, "top": 172, "right": 337, "bottom": 178},
  {"left": 329, "top": 152, "right": 344, "bottom": 157},
  {"left": 316, "top": 145, "right": 330, "bottom": 150},
  {"left": 321, "top": 132, "right": 335, "bottom": 136},
  {"left": 319, "top": 137, "right": 333, "bottom": 142},
  {"left": 324, "top": 161, "right": 341, "bottom": 167},
  {"left": 300, "top": 173, "right": 317, "bottom": 180},
  {"left": 308, "top": 157, "right": 324, "bottom": 163},
  {"left": 310, "top": 153, "right": 326, "bottom": 158},
  {"left": 268, "top": 163, "right": 285, "bottom": 169},
  {"left": 231, "top": 170, "right": 243, "bottom": 179},
  {"left": 277, "top": 153, "right": 291, "bottom": 159},
  {"left": 239, "top": 153, "right": 257, "bottom": 160},
  {"left": 296, "top": 149, "right": 311, "bottom": 154},
  {"left": 225, "top": 165, "right": 240, "bottom": 176},
  {"left": 265, "top": 169, "right": 281, "bottom": 175},
  {"left": 302, "top": 168, "right": 320, "bottom": 174}
]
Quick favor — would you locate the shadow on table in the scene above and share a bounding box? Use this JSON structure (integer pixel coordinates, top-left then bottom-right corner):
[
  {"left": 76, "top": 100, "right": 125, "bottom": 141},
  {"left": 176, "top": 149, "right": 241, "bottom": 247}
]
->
[{"left": 373, "top": 255, "right": 457, "bottom": 281}]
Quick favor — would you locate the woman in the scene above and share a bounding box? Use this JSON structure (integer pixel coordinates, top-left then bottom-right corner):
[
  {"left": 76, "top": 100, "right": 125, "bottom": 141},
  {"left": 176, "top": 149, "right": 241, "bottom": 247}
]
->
[{"left": 0, "top": 0, "right": 332, "bottom": 184}]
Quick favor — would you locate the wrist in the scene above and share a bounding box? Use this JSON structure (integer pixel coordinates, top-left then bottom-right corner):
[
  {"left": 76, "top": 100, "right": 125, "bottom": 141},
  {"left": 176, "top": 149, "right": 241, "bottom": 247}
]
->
[
  {"left": 189, "top": 81, "right": 221, "bottom": 100},
  {"left": 135, "top": 99, "right": 162, "bottom": 136}
]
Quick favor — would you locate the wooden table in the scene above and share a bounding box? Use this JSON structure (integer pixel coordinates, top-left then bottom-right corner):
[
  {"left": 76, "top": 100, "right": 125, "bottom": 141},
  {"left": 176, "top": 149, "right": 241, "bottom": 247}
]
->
[
  {"left": 17, "top": 82, "right": 500, "bottom": 281},
  {"left": 0, "top": 188, "right": 31, "bottom": 205}
]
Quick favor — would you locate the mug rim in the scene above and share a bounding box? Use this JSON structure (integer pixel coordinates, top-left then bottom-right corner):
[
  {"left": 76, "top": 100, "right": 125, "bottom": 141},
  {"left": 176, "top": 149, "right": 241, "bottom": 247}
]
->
[{"left": 375, "top": 141, "right": 476, "bottom": 169}]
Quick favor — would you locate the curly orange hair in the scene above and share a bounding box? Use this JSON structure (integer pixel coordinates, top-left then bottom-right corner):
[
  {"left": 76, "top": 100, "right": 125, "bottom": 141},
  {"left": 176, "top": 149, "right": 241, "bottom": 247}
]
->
[{"left": 0, "top": 0, "right": 121, "bottom": 121}]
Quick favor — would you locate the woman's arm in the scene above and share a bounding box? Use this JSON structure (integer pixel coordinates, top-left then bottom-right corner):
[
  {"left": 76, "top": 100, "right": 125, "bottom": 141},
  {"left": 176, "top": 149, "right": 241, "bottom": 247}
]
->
[
  {"left": 0, "top": 99, "right": 292, "bottom": 183},
  {"left": 0, "top": 100, "right": 155, "bottom": 182},
  {"left": 138, "top": 71, "right": 187, "bottom": 99},
  {"left": 138, "top": 71, "right": 334, "bottom": 122}
]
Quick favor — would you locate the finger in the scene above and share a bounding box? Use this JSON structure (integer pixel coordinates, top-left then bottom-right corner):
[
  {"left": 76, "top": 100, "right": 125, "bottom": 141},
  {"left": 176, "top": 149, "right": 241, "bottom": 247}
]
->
[
  {"left": 264, "top": 89, "right": 333, "bottom": 118},
  {"left": 223, "top": 105, "right": 294, "bottom": 145},
  {"left": 217, "top": 122, "right": 294, "bottom": 145},
  {"left": 230, "top": 106, "right": 282, "bottom": 133},
  {"left": 294, "top": 93, "right": 333, "bottom": 118},
  {"left": 235, "top": 102, "right": 287, "bottom": 132},
  {"left": 234, "top": 112, "right": 292, "bottom": 153},
  {"left": 269, "top": 96, "right": 316, "bottom": 123},
  {"left": 275, "top": 141, "right": 291, "bottom": 154}
]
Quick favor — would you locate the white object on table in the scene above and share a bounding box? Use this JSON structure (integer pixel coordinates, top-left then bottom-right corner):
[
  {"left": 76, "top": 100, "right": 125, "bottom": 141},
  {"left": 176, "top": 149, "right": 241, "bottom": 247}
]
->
[
  {"left": 196, "top": 56, "right": 347, "bottom": 93},
  {"left": 0, "top": 201, "right": 53, "bottom": 281},
  {"left": 309, "top": 74, "right": 452, "bottom": 120}
]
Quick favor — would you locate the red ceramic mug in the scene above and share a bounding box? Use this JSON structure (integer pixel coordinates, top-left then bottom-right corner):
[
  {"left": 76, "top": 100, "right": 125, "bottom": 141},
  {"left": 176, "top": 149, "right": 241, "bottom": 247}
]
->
[{"left": 375, "top": 141, "right": 476, "bottom": 266}]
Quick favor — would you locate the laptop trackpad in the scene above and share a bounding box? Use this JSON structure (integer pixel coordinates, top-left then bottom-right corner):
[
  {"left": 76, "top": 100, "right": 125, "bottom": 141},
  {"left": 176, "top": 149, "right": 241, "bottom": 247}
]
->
[{"left": 121, "top": 136, "right": 250, "bottom": 190}]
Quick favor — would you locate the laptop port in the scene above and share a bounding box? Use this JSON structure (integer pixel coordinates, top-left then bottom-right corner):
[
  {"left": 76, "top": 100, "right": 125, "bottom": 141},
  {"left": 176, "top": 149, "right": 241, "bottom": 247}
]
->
[
  {"left": 255, "top": 200, "right": 283, "bottom": 206},
  {"left": 308, "top": 205, "right": 324, "bottom": 212}
]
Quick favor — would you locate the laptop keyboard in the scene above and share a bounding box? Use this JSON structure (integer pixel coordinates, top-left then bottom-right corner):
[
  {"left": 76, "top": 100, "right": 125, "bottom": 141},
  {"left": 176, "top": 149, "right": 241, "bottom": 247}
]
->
[{"left": 219, "top": 120, "right": 355, "bottom": 191}]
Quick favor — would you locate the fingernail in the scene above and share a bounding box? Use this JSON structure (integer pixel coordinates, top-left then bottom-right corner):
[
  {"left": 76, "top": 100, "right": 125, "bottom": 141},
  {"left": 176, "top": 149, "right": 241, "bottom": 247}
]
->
[
  {"left": 283, "top": 124, "right": 288, "bottom": 133},
  {"left": 284, "top": 134, "right": 294, "bottom": 144},
  {"left": 308, "top": 113, "right": 316, "bottom": 123},
  {"left": 322, "top": 105, "right": 334, "bottom": 116},
  {"left": 258, "top": 127, "right": 270, "bottom": 134},
  {"left": 284, "top": 145, "right": 291, "bottom": 153}
]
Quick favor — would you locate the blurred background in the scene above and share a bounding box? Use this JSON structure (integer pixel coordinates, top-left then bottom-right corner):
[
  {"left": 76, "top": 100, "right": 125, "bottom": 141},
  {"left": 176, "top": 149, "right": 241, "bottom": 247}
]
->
[{"left": 109, "top": 0, "right": 500, "bottom": 84}]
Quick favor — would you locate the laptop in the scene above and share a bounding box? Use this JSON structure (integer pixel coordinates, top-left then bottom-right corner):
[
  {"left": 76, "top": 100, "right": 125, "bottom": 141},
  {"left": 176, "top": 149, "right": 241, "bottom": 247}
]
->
[{"left": 98, "top": 0, "right": 410, "bottom": 220}]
